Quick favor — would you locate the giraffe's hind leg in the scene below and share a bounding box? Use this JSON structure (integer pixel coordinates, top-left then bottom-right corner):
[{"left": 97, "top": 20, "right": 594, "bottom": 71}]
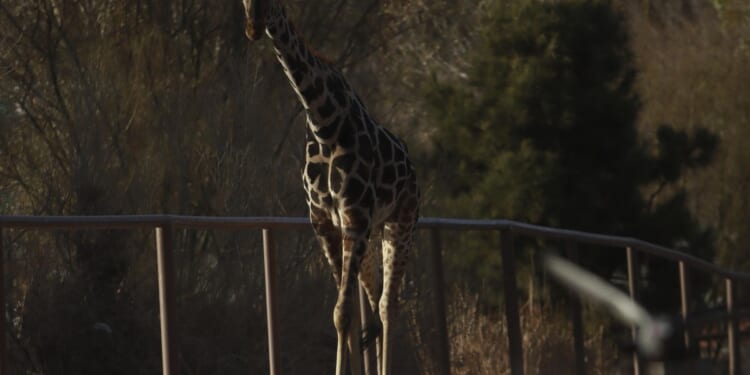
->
[{"left": 379, "top": 220, "right": 416, "bottom": 375}]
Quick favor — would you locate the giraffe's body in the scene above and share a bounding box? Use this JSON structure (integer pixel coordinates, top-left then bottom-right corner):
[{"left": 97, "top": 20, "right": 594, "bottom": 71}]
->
[{"left": 242, "top": 2, "right": 419, "bottom": 375}]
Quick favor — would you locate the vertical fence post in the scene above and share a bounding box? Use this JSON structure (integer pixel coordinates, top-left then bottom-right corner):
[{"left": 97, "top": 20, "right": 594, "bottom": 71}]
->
[
  {"left": 155, "top": 224, "right": 179, "bottom": 375},
  {"left": 429, "top": 228, "right": 451, "bottom": 375},
  {"left": 500, "top": 229, "right": 524, "bottom": 375},
  {"left": 359, "top": 284, "right": 372, "bottom": 375},
  {"left": 725, "top": 278, "right": 739, "bottom": 375},
  {"left": 678, "top": 261, "right": 691, "bottom": 352},
  {"left": 262, "top": 229, "right": 282, "bottom": 375},
  {"left": 625, "top": 247, "right": 640, "bottom": 375},
  {"left": 0, "top": 226, "right": 5, "bottom": 375},
  {"left": 565, "top": 241, "right": 585, "bottom": 375}
]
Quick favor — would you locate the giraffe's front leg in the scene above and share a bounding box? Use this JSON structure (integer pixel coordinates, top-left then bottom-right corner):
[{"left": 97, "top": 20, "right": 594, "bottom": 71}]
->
[
  {"left": 334, "top": 209, "right": 371, "bottom": 375},
  {"left": 310, "top": 206, "right": 343, "bottom": 286}
]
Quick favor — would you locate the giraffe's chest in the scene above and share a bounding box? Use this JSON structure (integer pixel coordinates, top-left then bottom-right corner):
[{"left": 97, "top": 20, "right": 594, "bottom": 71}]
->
[{"left": 302, "top": 139, "right": 407, "bottom": 227}]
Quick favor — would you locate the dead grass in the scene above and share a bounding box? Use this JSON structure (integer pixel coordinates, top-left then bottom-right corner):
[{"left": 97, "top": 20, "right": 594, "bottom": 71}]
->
[{"left": 443, "top": 291, "right": 619, "bottom": 375}]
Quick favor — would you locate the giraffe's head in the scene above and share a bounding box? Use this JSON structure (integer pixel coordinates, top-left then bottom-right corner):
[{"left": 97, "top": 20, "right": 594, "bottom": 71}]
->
[{"left": 243, "top": 0, "right": 271, "bottom": 41}]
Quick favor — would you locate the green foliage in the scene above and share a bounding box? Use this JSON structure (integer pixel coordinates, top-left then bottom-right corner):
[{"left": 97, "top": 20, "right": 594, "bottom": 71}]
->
[
  {"left": 429, "top": 0, "right": 640, "bottom": 228},
  {"left": 628, "top": 0, "right": 750, "bottom": 276},
  {"left": 653, "top": 126, "right": 718, "bottom": 181},
  {"left": 425, "top": 0, "right": 717, "bottom": 307}
]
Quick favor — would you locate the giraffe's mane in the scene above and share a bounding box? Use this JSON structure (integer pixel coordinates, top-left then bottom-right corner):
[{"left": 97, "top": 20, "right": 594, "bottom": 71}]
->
[{"left": 283, "top": 16, "right": 334, "bottom": 66}]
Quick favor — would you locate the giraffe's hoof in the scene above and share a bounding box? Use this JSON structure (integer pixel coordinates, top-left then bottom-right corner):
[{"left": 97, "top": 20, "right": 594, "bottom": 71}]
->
[{"left": 360, "top": 318, "right": 383, "bottom": 349}]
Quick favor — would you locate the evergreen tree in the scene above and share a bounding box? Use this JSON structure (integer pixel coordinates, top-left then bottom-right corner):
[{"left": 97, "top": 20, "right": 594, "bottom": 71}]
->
[{"left": 425, "top": 0, "right": 717, "bottom": 310}]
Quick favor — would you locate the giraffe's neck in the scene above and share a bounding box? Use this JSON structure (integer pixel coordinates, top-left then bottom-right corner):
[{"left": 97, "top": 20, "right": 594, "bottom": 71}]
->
[{"left": 264, "top": 3, "right": 354, "bottom": 143}]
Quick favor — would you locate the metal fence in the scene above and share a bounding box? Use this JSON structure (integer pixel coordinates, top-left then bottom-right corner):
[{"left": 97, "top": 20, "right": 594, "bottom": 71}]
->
[{"left": 0, "top": 215, "right": 748, "bottom": 375}]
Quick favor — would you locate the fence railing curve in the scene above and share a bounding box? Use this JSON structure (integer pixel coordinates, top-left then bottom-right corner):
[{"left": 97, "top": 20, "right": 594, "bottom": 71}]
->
[{"left": 1, "top": 215, "right": 749, "bottom": 375}]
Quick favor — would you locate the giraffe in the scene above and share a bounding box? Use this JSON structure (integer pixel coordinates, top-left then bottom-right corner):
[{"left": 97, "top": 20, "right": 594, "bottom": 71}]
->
[{"left": 241, "top": 1, "right": 419, "bottom": 375}]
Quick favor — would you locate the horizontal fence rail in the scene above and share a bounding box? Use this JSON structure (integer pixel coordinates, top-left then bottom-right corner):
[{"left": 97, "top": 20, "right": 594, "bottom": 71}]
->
[
  {"left": 2, "top": 215, "right": 748, "bottom": 280},
  {"left": 1, "top": 215, "right": 749, "bottom": 375}
]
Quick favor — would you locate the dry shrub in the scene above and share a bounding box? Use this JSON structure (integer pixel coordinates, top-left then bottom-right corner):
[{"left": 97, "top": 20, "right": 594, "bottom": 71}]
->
[{"left": 446, "top": 291, "right": 619, "bottom": 375}]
